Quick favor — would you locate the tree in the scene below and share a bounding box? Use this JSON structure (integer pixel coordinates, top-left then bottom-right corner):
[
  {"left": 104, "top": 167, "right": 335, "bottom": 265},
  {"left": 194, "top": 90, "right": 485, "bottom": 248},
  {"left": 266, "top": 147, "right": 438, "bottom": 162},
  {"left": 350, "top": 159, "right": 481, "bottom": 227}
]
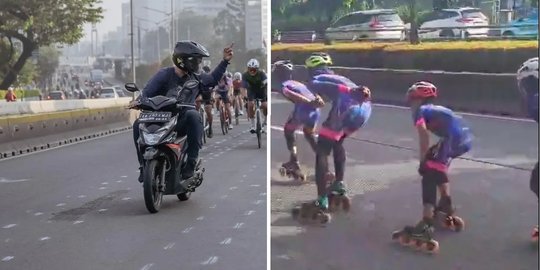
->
[
  {"left": 0, "top": 0, "right": 102, "bottom": 89},
  {"left": 36, "top": 45, "right": 60, "bottom": 90}
]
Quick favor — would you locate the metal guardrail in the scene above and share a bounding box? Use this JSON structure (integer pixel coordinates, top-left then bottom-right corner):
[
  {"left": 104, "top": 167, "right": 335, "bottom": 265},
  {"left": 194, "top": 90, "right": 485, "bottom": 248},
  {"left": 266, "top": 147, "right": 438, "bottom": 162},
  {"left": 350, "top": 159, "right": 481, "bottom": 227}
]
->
[{"left": 274, "top": 23, "right": 538, "bottom": 43}]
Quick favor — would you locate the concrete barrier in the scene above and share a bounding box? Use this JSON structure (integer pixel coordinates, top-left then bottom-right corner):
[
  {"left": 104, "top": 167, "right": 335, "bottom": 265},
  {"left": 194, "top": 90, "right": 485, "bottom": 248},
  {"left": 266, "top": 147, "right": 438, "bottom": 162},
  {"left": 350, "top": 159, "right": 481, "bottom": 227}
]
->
[
  {"left": 0, "top": 97, "right": 132, "bottom": 116},
  {"left": 292, "top": 66, "right": 524, "bottom": 117}
]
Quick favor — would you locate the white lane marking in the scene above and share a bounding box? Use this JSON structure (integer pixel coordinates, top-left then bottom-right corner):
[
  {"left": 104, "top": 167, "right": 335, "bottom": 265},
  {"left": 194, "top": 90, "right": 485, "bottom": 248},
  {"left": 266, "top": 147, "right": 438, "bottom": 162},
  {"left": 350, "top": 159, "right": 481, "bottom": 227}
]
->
[
  {"left": 201, "top": 256, "right": 219, "bottom": 265},
  {"left": 4, "top": 239, "right": 10, "bottom": 243},
  {"left": 0, "top": 178, "right": 30, "bottom": 183},
  {"left": 34, "top": 212, "right": 44, "bottom": 216},
  {"left": 99, "top": 187, "right": 107, "bottom": 190},
  {"left": 253, "top": 200, "right": 263, "bottom": 205},
  {"left": 220, "top": 238, "right": 232, "bottom": 245},
  {"left": 163, "top": 242, "right": 175, "bottom": 250},
  {"left": 182, "top": 227, "right": 193, "bottom": 233},
  {"left": 244, "top": 210, "right": 255, "bottom": 216},
  {"left": 196, "top": 216, "right": 204, "bottom": 221},
  {"left": 2, "top": 224, "right": 16, "bottom": 229},
  {"left": 98, "top": 209, "right": 108, "bottom": 212},
  {"left": 229, "top": 186, "right": 238, "bottom": 190},
  {"left": 121, "top": 197, "right": 131, "bottom": 201},
  {"left": 101, "top": 182, "right": 109, "bottom": 185},
  {"left": 73, "top": 220, "right": 84, "bottom": 225},
  {"left": 218, "top": 151, "right": 225, "bottom": 155},
  {"left": 56, "top": 203, "right": 66, "bottom": 207},
  {"left": 233, "top": 223, "right": 244, "bottom": 229},
  {"left": 259, "top": 192, "right": 266, "bottom": 196},
  {"left": 121, "top": 175, "right": 128, "bottom": 178},
  {"left": 116, "top": 180, "right": 123, "bottom": 183},
  {"left": 39, "top": 236, "right": 51, "bottom": 241},
  {"left": 209, "top": 204, "right": 216, "bottom": 209},
  {"left": 66, "top": 195, "right": 71, "bottom": 198},
  {"left": 252, "top": 165, "right": 257, "bottom": 168},
  {"left": 77, "top": 195, "right": 86, "bottom": 198},
  {"left": 208, "top": 157, "right": 214, "bottom": 160},
  {"left": 220, "top": 195, "right": 228, "bottom": 199},
  {"left": 2, "top": 256, "right": 14, "bottom": 262},
  {"left": 250, "top": 184, "right": 260, "bottom": 187},
  {"left": 140, "top": 263, "right": 154, "bottom": 270},
  {"left": 239, "top": 180, "right": 244, "bottom": 183},
  {"left": 242, "top": 175, "right": 247, "bottom": 178},
  {"left": 276, "top": 254, "right": 291, "bottom": 260}
]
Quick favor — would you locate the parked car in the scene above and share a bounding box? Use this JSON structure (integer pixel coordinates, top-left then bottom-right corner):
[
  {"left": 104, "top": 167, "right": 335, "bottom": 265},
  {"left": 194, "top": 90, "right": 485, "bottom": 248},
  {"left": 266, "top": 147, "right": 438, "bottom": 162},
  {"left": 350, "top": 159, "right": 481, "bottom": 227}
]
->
[
  {"left": 416, "top": 7, "right": 489, "bottom": 39},
  {"left": 501, "top": 9, "right": 538, "bottom": 38},
  {"left": 325, "top": 9, "right": 405, "bottom": 41},
  {"left": 48, "top": 91, "right": 66, "bottom": 100},
  {"left": 99, "top": 87, "right": 119, "bottom": 99},
  {"left": 112, "top": 85, "right": 128, "bottom": 97}
]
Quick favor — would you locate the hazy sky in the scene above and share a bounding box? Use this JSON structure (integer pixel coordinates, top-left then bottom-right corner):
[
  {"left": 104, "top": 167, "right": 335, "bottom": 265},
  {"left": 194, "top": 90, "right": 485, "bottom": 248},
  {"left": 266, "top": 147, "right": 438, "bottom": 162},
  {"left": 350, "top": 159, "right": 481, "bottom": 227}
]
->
[{"left": 82, "top": 0, "right": 129, "bottom": 41}]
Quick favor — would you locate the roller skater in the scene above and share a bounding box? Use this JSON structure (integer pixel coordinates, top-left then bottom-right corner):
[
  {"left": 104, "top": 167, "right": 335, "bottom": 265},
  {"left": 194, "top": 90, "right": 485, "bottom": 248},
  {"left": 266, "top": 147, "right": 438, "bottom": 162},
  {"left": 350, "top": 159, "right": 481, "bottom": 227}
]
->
[
  {"left": 304, "top": 52, "right": 372, "bottom": 216},
  {"left": 516, "top": 57, "right": 539, "bottom": 243},
  {"left": 271, "top": 60, "right": 324, "bottom": 182},
  {"left": 392, "top": 81, "right": 471, "bottom": 253}
]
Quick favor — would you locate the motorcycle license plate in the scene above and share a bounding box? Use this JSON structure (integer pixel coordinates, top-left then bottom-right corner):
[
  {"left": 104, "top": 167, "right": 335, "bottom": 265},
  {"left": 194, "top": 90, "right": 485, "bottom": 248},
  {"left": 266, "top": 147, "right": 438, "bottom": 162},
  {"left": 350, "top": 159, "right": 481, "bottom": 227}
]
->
[{"left": 139, "top": 112, "right": 172, "bottom": 122}]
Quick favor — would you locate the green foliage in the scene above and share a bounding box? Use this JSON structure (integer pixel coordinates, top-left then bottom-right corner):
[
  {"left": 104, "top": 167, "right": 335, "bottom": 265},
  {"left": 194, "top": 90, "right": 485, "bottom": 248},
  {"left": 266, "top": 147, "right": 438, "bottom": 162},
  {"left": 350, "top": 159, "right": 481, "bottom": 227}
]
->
[
  {"left": 16, "top": 60, "right": 36, "bottom": 86},
  {"left": 0, "top": 89, "right": 40, "bottom": 99},
  {"left": 36, "top": 45, "right": 60, "bottom": 84},
  {"left": 0, "top": 0, "right": 103, "bottom": 88}
]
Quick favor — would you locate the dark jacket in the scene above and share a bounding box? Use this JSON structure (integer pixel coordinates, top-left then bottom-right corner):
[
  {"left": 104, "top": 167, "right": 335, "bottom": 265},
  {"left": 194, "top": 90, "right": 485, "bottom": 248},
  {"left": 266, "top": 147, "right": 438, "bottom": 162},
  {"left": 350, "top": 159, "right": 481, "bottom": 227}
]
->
[{"left": 141, "top": 60, "right": 229, "bottom": 105}]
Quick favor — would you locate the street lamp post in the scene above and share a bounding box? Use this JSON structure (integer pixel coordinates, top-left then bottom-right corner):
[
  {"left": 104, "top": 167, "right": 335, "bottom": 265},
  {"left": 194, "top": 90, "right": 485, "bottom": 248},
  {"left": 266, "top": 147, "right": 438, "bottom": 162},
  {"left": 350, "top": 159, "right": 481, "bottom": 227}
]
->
[
  {"left": 143, "top": 6, "right": 173, "bottom": 52},
  {"left": 130, "top": 0, "right": 136, "bottom": 92},
  {"left": 137, "top": 17, "right": 169, "bottom": 64}
]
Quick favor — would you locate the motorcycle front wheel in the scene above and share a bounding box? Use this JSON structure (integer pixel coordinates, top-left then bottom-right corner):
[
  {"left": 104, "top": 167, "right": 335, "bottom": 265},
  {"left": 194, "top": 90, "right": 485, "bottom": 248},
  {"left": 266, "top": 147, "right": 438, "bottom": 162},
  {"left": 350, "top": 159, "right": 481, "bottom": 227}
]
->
[{"left": 143, "top": 159, "right": 164, "bottom": 213}]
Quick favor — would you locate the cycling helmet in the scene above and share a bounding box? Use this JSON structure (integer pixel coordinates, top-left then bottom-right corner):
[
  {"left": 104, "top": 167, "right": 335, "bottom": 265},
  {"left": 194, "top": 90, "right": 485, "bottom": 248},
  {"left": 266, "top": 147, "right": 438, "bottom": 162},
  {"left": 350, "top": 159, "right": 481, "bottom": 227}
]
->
[
  {"left": 406, "top": 81, "right": 437, "bottom": 100},
  {"left": 225, "top": 71, "right": 232, "bottom": 78},
  {"left": 271, "top": 60, "right": 294, "bottom": 83},
  {"left": 233, "top": 72, "right": 242, "bottom": 81},
  {"left": 172, "top": 41, "right": 210, "bottom": 73},
  {"left": 305, "top": 52, "right": 333, "bottom": 68},
  {"left": 202, "top": 65, "right": 211, "bottom": 73},
  {"left": 247, "top": 59, "right": 260, "bottom": 69},
  {"left": 517, "top": 57, "right": 539, "bottom": 95}
]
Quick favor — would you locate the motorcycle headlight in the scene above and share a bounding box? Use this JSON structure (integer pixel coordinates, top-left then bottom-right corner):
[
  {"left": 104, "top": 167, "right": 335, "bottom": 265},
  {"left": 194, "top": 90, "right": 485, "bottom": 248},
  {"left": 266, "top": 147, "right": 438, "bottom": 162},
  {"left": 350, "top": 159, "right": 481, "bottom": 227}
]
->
[{"left": 142, "top": 129, "right": 168, "bottom": 145}]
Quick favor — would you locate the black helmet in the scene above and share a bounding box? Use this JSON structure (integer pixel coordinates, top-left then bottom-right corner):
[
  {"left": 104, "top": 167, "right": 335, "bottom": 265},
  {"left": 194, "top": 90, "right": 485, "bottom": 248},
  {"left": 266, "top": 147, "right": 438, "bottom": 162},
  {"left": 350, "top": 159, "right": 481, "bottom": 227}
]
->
[
  {"left": 202, "top": 65, "right": 211, "bottom": 73},
  {"left": 172, "top": 41, "right": 210, "bottom": 73}
]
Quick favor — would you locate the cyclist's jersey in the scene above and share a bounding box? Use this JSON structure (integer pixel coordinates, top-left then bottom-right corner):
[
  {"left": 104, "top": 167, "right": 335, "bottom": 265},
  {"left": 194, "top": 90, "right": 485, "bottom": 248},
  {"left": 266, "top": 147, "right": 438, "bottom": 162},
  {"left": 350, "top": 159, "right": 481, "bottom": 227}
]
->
[
  {"left": 232, "top": 79, "right": 242, "bottom": 90},
  {"left": 413, "top": 104, "right": 471, "bottom": 141},
  {"left": 215, "top": 77, "right": 231, "bottom": 95},
  {"left": 242, "top": 71, "right": 267, "bottom": 92},
  {"left": 280, "top": 80, "right": 318, "bottom": 110},
  {"left": 307, "top": 73, "right": 363, "bottom": 113}
]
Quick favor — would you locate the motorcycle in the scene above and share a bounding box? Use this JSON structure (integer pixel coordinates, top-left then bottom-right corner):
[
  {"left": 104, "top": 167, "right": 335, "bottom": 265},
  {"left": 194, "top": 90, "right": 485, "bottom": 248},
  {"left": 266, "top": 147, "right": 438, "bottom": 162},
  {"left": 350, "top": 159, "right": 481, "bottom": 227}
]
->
[{"left": 125, "top": 82, "right": 205, "bottom": 213}]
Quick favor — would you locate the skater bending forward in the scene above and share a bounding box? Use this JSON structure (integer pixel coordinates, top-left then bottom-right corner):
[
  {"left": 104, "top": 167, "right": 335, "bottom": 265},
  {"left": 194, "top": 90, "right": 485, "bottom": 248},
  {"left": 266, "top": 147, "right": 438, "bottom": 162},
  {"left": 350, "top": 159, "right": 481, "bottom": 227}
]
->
[
  {"left": 271, "top": 60, "right": 324, "bottom": 180},
  {"left": 305, "top": 52, "right": 372, "bottom": 212},
  {"left": 407, "top": 81, "right": 472, "bottom": 236},
  {"left": 516, "top": 57, "right": 539, "bottom": 241}
]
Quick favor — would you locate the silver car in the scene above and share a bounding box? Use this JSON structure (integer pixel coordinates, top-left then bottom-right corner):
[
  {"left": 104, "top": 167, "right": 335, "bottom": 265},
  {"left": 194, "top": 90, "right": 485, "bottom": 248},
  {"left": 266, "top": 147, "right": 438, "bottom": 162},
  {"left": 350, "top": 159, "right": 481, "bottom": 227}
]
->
[{"left": 325, "top": 9, "right": 405, "bottom": 41}]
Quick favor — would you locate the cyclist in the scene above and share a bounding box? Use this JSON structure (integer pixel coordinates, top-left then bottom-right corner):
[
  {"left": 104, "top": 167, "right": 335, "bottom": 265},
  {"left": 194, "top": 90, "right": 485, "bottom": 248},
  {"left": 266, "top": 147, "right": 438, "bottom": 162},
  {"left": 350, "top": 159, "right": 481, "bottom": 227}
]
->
[
  {"left": 243, "top": 59, "right": 268, "bottom": 133},
  {"left": 215, "top": 71, "right": 233, "bottom": 130},
  {"left": 200, "top": 65, "right": 215, "bottom": 138},
  {"left": 516, "top": 57, "right": 539, "bottom": 241},
  {"left": 232, "top": 72, "right": 244, "bottom": 117}
]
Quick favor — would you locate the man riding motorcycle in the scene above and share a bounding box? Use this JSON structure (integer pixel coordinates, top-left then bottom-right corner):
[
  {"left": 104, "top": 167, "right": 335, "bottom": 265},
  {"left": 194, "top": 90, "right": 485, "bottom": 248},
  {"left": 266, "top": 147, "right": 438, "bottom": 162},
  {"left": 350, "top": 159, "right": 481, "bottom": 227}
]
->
[{"left": 130, "top": 41, "right": 233, "bottom": 182}]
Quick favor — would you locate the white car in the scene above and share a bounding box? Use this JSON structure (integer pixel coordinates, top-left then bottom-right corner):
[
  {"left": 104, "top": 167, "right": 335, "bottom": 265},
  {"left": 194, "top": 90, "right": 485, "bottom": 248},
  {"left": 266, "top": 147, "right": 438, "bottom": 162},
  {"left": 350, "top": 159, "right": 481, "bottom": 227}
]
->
[
  {"left": 99, "top": 87, "right": 119, "bottom": 99},
  {"left": 325, "top": 9, "right": 405, "bottom": 41},
  {"left": 417, "top": 7, "right": 489, "bottom": 39}
]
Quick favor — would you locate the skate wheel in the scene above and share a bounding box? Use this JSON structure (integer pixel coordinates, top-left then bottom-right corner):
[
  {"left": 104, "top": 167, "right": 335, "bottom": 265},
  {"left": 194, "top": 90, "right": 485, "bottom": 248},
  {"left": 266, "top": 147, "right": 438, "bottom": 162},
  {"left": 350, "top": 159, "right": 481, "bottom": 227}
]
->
[
  {"left": 452, "top": 216, "right": 465, "bottom": 232},
  {"left": 425, "top": 240, "right": 439, "bottom": 254},
  {"left": 413, "top": 239, "right": 425, "bottom": 250},
  {"left": 291, "top": 207, "right": 300, "bottom": 220},
  {"left": 398, "top": 234, "right": 411, "bottom": 246},
  {"left": 279, "top": 167, "right": 286, "bottom": 177},
  {"left": 341, "top": 196, "right": 351, "bottom": 212}
]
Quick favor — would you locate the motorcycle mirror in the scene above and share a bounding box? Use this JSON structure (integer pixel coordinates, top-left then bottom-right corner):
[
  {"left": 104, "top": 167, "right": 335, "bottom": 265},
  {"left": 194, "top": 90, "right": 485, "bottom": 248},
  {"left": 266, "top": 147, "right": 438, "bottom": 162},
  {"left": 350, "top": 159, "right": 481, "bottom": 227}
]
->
[{"left": 124, "top": 83, "right": 139, "bottom": 92}]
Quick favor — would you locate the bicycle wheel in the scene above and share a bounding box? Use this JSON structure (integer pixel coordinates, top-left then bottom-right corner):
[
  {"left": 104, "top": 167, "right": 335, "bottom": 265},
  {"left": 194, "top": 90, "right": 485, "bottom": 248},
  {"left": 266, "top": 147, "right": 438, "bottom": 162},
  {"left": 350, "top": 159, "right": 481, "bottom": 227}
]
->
[
  {"left": 220, "top": 108, "right": 226, "bottom": 135},
  {"left": 256, "top": 109, "right": 261, "bottom": 149},
  {"left": 200, "top": 108, "right": 207, "bottom": 144}
]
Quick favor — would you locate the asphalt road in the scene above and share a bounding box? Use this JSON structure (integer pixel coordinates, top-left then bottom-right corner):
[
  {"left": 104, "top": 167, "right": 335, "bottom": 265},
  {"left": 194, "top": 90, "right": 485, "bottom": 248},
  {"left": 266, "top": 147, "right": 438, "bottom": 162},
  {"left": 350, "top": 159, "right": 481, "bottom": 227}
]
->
[
  {"left": 270, "top": 94, "right": 539, "bottom": 270},
  {"left": 0, "top": 118, "right": 267, "bottom": 270}
]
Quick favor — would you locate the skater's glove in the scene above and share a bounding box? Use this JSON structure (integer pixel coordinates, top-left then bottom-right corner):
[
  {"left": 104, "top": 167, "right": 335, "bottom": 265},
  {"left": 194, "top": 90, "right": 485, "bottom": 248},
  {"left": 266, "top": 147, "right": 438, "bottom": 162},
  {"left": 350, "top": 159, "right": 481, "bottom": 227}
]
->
[{"left": 309, "top": 95, "right": 325, "bottom": 108}]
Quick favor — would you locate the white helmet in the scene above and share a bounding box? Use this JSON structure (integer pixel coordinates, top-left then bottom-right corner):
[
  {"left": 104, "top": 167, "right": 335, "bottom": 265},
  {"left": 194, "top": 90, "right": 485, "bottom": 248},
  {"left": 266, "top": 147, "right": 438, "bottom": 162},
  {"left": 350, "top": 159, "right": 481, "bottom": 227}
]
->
[
  {"left": 247, "top": 58, "right": 259, "bottom": 69},
  {"left": 233, "top": 72, "right": 242, "bottom": 80},
  {"left": 517, "top": 57, "right": 538, "bottom": 81}
]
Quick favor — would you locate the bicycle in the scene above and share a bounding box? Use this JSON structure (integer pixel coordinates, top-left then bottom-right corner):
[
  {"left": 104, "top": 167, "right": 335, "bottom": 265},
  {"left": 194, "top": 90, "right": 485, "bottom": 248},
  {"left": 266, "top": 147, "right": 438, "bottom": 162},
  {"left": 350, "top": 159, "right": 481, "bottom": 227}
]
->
[
  {"left": 217, "top": 97, "right": 231, "bottom": 135},
  {"left": 198, "top": 104, "right": 207, "bottom": 144},
  {"left": 253, "top": 98, "right": 264, "bottom": 149}
]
